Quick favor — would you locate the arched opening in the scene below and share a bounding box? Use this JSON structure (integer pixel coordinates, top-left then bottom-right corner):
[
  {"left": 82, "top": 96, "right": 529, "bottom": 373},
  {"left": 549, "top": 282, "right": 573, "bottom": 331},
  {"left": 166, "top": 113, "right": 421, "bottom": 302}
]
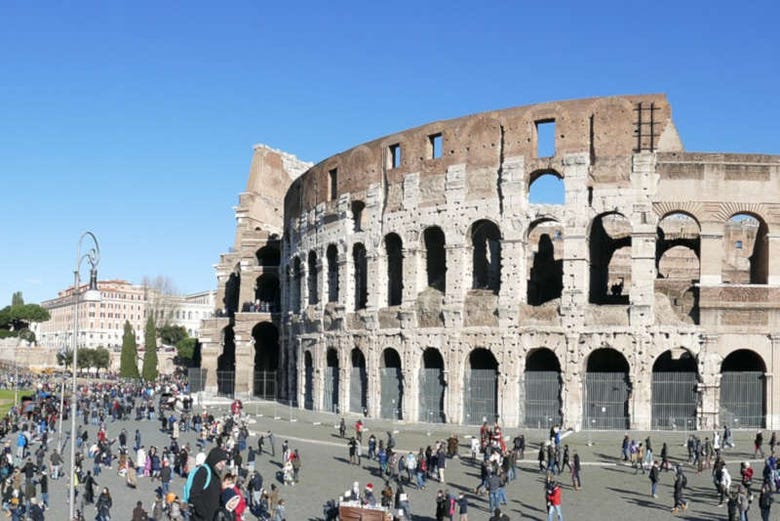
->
[
  {"left": 353, "top": 243, "right": 368, "bottom": 310},
  {"left": 720, "top": 349, "right": 766, "bottom": 428},
  {"left": 224, "top": 270, "right": 241, "bottom": 316},
  {"left": 303, "top": 351, "right": 314, "bottom": 410},
  {"left": 256, "top": 244, "right": 281, "bottom": 267},
  {"left": 380, "top": 348, "right": 403, "bottom": 420},
  {"left": 584, "top": 348, "right": 630, "bottom": 429},
  {"left": 423, "top": 226, "right": 446, "bottom": 294},
  {"left": 254, "top": 274, "right": 280, "bottom": 312},
  {"left": 216, "top": 326, "right": 236, "bottom": 397},
  {"left": 722, "top": 214, "right": 768, "bottom": 284},
  {"left": 527, "top": 220, "right": 563, "bottom": 305},
  {"left": 523, "top": 348, "right": 562, "bottom": 428},
  {"left": 589, "top": 213, "right": 632, "bottom": 304},
  {"left": 351, "top": 200, "right": 366, "bottom": 232},
  {"left": 419, "top": 348, "right": 445, "bottom": 423},
  {"left": 385, "top": 233, "right": 404, "bottom": 306},
  {"left": 656, "top": 212, "right": 700, "bottom": 324},
  {"left": 464, "top": 348, "right": 498, "bottom": 425},
  {"left": 350, "top": 349, "right": 368, "bottom": 415},
  {"left": 651, "top": 350, "right": 698, "bottom": 429},
  {"left": 324, "top": 349, "right": 339, "bottom": 413},
  {"left": 471, "top": 220, "right": 501, "bottom": 293},
  {"left": 528, "top": 170, "right": 565, "bottom": 205},
  {"left": 307, "top": 251, "right": 319, "bottom": 306},
  {"left": 292, "top": 257, "right": 302, "bottom": 312},
  {"left": 252, "top": 322, "right": 278, "bottom": 399},
  {"left": 326, "top": 244, "right": 339, "bottom": 303}
]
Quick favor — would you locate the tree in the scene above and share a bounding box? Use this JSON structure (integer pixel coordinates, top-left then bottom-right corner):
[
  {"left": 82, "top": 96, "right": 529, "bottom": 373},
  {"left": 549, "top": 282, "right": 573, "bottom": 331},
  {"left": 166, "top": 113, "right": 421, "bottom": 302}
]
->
[
  {"left": 94, "top": 346, "right": 110, "bottom": 376},
  {"left": 120, "top": 320, "right": 140, "bottom": 379},
  {"left": 78, "top": 348, "right": 95, "bottom": 373},
  {"left": 11, "top": 292, "right": 23, "bottom": 307},
  {"left": 176, "top": 337, "right": 197, "bottom": 362},
  {"left": 0, "top": 291, "right": 51, "bottom": 337},
  {"left": 57, "top": 349, "right": 73, "bottom": 368},
  {"left": 142, "top": 316, "right": 158, "bottom": 381},
  {"left": 142, "top": 275, "right": 180, "bottom": 327},
  {"left": 158, "top": 324, "right": 188, "bottom": 346}
]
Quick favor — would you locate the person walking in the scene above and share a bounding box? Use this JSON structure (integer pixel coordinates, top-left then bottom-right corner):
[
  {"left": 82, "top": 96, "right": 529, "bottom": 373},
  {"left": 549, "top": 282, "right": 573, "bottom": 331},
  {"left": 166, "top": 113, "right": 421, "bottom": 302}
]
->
[
  {"left": 189, "top": 447, "right": 228, "bottom": 521},
  {"left": 758, "top": 481, "right": 773, "bottom": 521},
  {"left": 755, "top": 431, "right": 765, "bottom": 459},
  {"left": 546, "top": 479, "right": 563, "bottom": 521},
  {"left": 649, "top": 460, "right": 661, "bottom": 498},
  {"left": 671, "top": 466, "right": 689, "bottom": 514},
  {"left": 456, "top": 492, "right": 468, "bottom": 521},
  {"left": 720, "top": 464, "right": 733, "bottom": 507},
  {"left": 95, "top": 487, "right": 112, "bottom": 521},
  {"left": 571, "top": 451, "right": 581, "bottom": 490}
]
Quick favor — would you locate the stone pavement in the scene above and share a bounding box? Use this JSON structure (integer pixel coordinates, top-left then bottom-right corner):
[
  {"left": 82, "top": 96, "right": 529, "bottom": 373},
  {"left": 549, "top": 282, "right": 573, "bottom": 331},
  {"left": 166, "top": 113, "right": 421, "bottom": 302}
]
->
[{"left": 41, "top": 399, "right": 772, "bottom": 520}]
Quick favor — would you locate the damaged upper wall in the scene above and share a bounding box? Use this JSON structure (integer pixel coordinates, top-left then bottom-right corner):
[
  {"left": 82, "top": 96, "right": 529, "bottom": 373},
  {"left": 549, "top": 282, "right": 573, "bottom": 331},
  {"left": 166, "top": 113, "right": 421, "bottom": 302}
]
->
[{"left": 283, "top": 94, "right": 681, "bottom": 220}]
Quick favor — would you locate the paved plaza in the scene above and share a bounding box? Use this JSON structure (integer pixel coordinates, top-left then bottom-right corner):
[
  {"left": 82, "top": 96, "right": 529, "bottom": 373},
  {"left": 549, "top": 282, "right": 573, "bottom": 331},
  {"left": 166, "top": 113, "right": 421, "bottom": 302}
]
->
[{"left": 41, "top": 399, "right": 771, "bottom": 520}]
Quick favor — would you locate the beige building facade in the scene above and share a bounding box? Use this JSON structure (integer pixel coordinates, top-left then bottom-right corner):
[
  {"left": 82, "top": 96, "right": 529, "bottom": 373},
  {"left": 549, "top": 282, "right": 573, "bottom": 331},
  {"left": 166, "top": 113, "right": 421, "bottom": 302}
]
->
[{"left": 200, "top": 95, "right": 780, "bottom": 430}]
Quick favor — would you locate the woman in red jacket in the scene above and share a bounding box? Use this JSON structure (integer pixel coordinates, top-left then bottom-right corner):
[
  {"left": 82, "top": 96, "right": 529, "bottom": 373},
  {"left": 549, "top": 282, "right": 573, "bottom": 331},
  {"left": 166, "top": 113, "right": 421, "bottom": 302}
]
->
[{"left": 546, "top": 480, "right": 563, "bottom": 521}]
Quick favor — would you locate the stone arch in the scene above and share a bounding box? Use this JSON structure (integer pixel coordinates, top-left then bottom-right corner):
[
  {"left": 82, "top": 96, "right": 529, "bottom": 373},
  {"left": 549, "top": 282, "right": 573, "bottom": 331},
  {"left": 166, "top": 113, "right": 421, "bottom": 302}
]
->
[
  {"left": 720, "top": 349, "right": 766, "bottom": 428},
  {"left": 523, "top": 348, "right": 562, "bottom": 428},
  {"left": 651, "top": 349, "right": 698, "bottom": 429},
  {"left": 464, "top": 348, "right": 498, "bottom": 425},
  {"left": 584, "top": 347, "right": 630, "bottom": 429},
  {"left": 722, "top": 213, "right": 769, "bottom": 285},
  {"left": 324, "top": 348, "right": 340, "bottom": 413},
  {"left": 656, "top": 212, "right": 701, "bottom": 324},
  {"left": 224, "top": 267, "right": 241, "bottom": 316},
  {"left": 422, "top": 226, "right": 446, "bottom": 294},
  {"left": 527, "top": 218, "right": 563, "bottom": 305},
  {"left": 291, "top": 256, "right": 302, "bottom": 312},
  {"left": 353, "top": 243, "right": 368, "bottom": 310},
  {"left": 349, "top": 348, "right": 368, "bottom": 415},
  {"left": 216, "top": 325, "right": 236, "bottom": 397},
  {"left": 469, "top": 219, "right": 501, "bottom": 293},
  {"left": 589, "top": 212, "right": 632, "bottom": 304},
  {"left": 385, "top": 233, "right": 403, "bottom": 306},
  {"left": 380, "top": 348, "right": 403, "bottom": 420},
  {"left": 528, "top": 169, "right": 565, "bottom": 205},
  {"left": 256, "top": 244, "right": 281, "bottom": 267},
  {"left": 419, "top": 348, "right": 445, "bottom": 423},
  {"left": 307, "top": 250, "right": 318, "bottom": 305},
  {"left": 303, "top": 350, "right": 314, "bottom": 410},
  {"left": 326, "top": 244, "right": 339, "bottom": 303},
  {"left": 351, "top": 200, "right": 366, "bottom": 232},
  {"left": 255, "top": 273, "right": 280, "bottom": 312},
  {"left": 252, "top": 322, "right": 278, "bottom": 399}
]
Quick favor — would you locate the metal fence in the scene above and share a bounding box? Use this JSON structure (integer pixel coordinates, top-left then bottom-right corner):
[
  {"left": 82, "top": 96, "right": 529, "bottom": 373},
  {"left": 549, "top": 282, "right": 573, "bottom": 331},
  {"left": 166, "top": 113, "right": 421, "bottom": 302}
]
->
[
  {"left": 418, "top": 368, "right": 445, "bottom": 423},
  {"left": 464, "top": 369, "right": 498, "bottom": 425},
  {"left": 584, "top": 372, "right": 630, "bottom": 430},
  {"left": 651, "top": 372, "right": 697, "bottom": 430},
  {"left": 188, "top": 368, "right": 207, "bottom": 393},
  {"left": 523, "top": 371, "right": 562, "bottom": 429},
  {"left": 720, "top": 371, "right": 765, "bottom": 428},
  {"left": 216, "top": 370, "right": 235, "bottom": 398},
  {"left": 303, "top": 363, "right": 314, "bottom": 410},
  {"left": 323, "top": 366, "right": 339, "bottom": 413},
  {"left": 253, "top": 370, "right": 277, "bottom": 400},
  {"left": 350, "top": 366, "right": 367, "bottom": 414},
  {"left": 380, "top": 368, "right": 403, "bottom": 420}
]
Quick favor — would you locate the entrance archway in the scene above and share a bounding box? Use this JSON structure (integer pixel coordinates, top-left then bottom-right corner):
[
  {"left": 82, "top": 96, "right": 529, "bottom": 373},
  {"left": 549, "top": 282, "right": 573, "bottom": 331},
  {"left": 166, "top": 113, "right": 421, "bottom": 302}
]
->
[
  {"left": 324, "top": 349, "right": 339, "bottom": 413},
  {"left": 419, "top": 348, "right": 445, "bottom": 423},
  {"left": 380, "top": 348, "right": 403, "bottom": 420},
  {"left": 720, "top": 349, "right": 766, "bottom": 428},
  {"left": 216, "top": 326, "right": 236, "bottom": 397},
  {"left": 303, "top": 351, "right": 313, "bottom": 410},
  {"left": 524, "top": 348, "right": 562, "bottom": 428},
  {"left": 584, "top": 348, "right": 630, "bottom": 429},
  {"left": 651, "top": 350, "right": 698, "bottom": 429},
  {"left": 464, "top": 348, "right": 498, "bottom": 425},
  {"left": 350, "top": 349, "right": 368, "bottom": 414},
  {"left": 252, "top": 322, "right": 278, "bottom": 399}
]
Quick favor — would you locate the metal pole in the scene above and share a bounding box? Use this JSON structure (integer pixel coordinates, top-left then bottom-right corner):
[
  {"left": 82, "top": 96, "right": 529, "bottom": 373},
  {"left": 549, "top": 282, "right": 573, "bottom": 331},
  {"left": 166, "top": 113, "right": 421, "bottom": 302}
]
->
[
  {"left": 68, "top": 261, "right": 80, "bottom": 521},
  {"left": 58, "top": 378, "right": 65, "bottom": 450}
]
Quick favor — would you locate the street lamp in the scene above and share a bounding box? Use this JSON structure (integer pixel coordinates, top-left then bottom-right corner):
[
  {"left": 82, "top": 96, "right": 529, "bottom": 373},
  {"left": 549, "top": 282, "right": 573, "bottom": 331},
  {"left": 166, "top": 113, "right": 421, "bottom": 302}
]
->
[{"left": 68, "top": 232, "right": 101, "bottom": 521}]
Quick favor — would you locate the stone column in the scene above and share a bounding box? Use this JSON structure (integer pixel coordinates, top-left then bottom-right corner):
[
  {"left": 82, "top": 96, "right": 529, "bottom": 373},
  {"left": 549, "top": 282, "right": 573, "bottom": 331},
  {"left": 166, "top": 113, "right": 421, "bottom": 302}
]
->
[
  {"left": 562, "top": 334, "right": 583, "bottom": 430},
  {"left": 699, "top": 222, "right": 724, "bottom": 285},
  {"left": 401, "top": 246, "right": 418, "bottom": 306},
  {"left": 767, "top": 236, "right": 780, "bottom": 285},
  {"left": 698, "top": 334, "right": 721, "bottom": 430},
  {"left": 768, "top": 335, "right": 780, "bottom": 429},
  {"left": 403, "top": 343, "right": 420, "bottom": 422},
  {"left": 234, "top": 333, "right": 253, "bottom": 399},
  {"left": 561, "top": 153, "right": 590, "bottom": 332},
  {"left": 446, "top": 344, "right": 465, "bottom": 424},
  {"left": 631, "top": 334, "right": 653, "bottom": 430}
]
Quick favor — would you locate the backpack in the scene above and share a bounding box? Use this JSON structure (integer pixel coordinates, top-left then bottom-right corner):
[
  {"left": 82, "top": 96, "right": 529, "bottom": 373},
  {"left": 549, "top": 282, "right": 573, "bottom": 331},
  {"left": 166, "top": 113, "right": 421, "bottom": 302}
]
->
[
  {"left": 183, "top": 465, "right": 211, "bottom": 503},
  {"left": 681, "top": 474, "right": 688, "bottom": 488}
]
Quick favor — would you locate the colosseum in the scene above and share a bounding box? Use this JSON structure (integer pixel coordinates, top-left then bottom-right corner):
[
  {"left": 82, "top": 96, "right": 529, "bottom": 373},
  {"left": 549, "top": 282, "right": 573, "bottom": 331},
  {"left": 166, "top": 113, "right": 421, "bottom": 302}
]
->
[{"left": 197, "top": 93, "right": 780, "bottom": 431}]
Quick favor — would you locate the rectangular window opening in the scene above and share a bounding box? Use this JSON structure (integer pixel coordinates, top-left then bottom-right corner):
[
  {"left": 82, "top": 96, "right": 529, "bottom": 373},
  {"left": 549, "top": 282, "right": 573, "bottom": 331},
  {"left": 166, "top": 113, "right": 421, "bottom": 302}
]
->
[
  {"left": 536, "top": 119, "right": 556, "bottom": 158},
  {"left": 389, "top": 144, "right": 401, "bottom": 169},
  {"left": 429, "top": 133, "right": 442, "bottom": 159},
  {"left": 736, "top": 240, "right": 743, "bottom": 249},
  {"left": 328, "top": 168, "right": 338, "bottom": 201}
]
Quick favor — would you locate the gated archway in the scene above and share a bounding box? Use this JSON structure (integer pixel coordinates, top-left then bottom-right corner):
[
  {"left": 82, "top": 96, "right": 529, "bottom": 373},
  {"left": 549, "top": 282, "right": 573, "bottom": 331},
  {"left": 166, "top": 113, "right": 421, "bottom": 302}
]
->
[
  {"left": 252, "top": 322, "right": 278, "bottom": 399},
  {"left": 524, "top": 348, "right": 562, "bottom": 428},
  {"left": 380, "top": 348, "right": 403, "bottom": 420},
  {"left": 720, "top": 349, "right": 766, "bottom": 428},
  {"left": 584, "top": 348, "right": 630, "bottom": 429},
  {"left": 350, "top": 349, "right": 368, "bottom": 414},
  {"left": 419, "top": 348, "right": 445, "bottom": 423},
  {"left": 324, "top": 349, "right": 339, "bottom": 413},
  {"left": 464, "top": 348, "right": 498, "bottom": 425},
  {"left": 651, "top": 350, "right": 698, "bottom": 430},
  {"left": 216, "top": 326, "right": 236, "bottom": 397},
  {"left": 303, "top": 351, "right": 314, "bottom": 410}
]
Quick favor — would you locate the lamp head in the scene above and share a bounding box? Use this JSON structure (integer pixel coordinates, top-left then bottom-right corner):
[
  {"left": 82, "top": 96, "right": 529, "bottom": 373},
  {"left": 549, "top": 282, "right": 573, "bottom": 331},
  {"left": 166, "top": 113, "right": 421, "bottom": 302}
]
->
[{"left": 82, "top": 268, "right": 101, "bottom": 302}]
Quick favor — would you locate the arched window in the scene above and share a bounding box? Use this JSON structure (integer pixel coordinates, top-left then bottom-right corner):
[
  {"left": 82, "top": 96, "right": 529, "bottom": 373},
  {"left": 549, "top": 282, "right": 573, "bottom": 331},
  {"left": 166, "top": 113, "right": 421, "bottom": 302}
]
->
[
  {"left": 353, "top": 243, "right": 368, "bottom": 310},
  {"left": 423, "top": 227, "right": 446, "bottom": 293},
  {"left": 589, "top": 213, "right": 631, "bottom": 304},
  {"left": 385, "top": 233, "right": 403, "bottom": 306},
  {"left": 722, "top": 214, "right": 768, "bottom": 284},
  {"left": 307, "top": 251, "right": 318, "bottom": 305},
  {"left": 471, "top": 220, "right": 501, "bottom": 293},
  {"left": 327, "top": 245, "right": 339, "bottom": 303}
]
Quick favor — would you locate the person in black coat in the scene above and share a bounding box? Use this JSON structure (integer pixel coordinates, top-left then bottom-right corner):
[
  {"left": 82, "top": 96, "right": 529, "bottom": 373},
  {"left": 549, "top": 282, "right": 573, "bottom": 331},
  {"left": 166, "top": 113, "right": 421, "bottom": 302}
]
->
[{"left": 190, "top": 447, "right": 228, "bottom": 521}]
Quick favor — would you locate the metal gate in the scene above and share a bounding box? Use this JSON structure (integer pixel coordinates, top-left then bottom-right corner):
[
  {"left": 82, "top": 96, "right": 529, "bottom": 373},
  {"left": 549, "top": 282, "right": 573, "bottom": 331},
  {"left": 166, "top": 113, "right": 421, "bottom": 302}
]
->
[
  {"left": 720, "top": 372, "right": 765, "bottom": 428},
  {"left": 419, "top": 368, "right": 445, "bottom": 423},
  {"left": 584, "top": 372, "right": 630, "bottom": 429},
  {"left": 350, "top": 366, "right": 367, "bottom": 414},
  {"left": 380, "top": 368, "right": 403, "bottom": 420},
  {"left": 524, "top": 371, "right": 562, "bottom": 429},
  {"left": 464, "top": 369, "right": 497, "bottom": 425},
  {"left": 188, "top": 368, "right": 207, "bottom": 393},
  {"left": 253, "top": 370, "right": 277, "bottom": 400},
  {"left": 323, "top": 366, "right": 339, "bottom": 413},
  {"left": 304, "top": 362, "right": 314, "bottom": 410},
  {"left": 216, "top": 370, "right": 235, "bottom": 398},
  {"left": 652, "top": 372, "right": 697, "bottom": 430}
]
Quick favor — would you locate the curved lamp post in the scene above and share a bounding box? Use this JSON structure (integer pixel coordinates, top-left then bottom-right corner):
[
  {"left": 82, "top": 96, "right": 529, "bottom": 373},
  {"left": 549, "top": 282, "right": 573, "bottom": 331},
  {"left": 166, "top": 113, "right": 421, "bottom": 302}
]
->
[{"left": 69, "top": 232, "right": 101, "bottom": 520}]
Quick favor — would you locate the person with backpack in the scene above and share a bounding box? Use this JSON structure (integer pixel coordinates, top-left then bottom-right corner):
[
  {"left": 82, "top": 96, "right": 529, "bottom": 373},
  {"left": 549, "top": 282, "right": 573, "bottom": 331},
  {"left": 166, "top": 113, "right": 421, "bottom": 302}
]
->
[
  {"left": 188, "top": 447, "right": 227, "bottom": 521},
  {"left": 758, "top": 481, "right": 773, "bottom": 521},
  {"left": 649, "top": 460, "right": 661, "bottom": 498},
  {"left": 672, "top": 465, "right": 689, "bottom": 514},
  {"left": 546, "top": 479, "right": 563, "bottom": 521}
]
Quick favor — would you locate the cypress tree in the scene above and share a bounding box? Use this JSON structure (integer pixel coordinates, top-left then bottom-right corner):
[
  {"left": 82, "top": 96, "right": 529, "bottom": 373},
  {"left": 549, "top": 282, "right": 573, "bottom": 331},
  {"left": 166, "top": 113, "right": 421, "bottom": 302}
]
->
[
  {"left": 119, "top": 320, "right": 140, "bottom": 379},
  {"left": 142, "top": 315, "right": 159, "bottom": 381}
]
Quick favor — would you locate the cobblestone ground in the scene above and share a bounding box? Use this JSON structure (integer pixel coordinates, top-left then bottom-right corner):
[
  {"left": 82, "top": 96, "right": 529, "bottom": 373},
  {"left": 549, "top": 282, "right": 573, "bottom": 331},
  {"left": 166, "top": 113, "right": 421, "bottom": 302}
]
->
[{"left": 43, "top": 400, "right": 771, "bottom": 520}]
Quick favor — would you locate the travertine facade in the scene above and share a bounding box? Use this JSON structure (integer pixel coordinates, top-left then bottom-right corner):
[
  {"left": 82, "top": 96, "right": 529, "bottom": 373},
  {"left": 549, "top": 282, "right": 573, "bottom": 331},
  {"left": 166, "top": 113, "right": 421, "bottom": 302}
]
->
[{"left": 201, "top": 95, "right": 780, "bottom": 430}]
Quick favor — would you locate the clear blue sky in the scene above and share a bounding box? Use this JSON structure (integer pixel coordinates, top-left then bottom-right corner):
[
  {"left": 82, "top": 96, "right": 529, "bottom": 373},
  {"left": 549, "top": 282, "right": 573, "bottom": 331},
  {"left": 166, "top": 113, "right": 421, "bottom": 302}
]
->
[{"left": 2, "top": 1, "right": 778, "bottom": 305}]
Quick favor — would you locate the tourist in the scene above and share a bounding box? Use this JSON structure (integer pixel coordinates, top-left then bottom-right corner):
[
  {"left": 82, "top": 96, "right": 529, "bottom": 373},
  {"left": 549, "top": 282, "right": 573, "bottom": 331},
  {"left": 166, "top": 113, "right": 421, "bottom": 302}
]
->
[
  {"left": 95, "top": 487, "right": 112, "bottom": 521},
  {"left": 649, "top": 460, "right": 660, "bottom": 498},
  {"left": 190, "top": 447, "right": 228, "bottom": 521},
  {"left": 546, "top": 479, "right": 563, "bottom": 521},
  {"left": 759, "top": 481, "right": 773, "bottom": 521}
]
